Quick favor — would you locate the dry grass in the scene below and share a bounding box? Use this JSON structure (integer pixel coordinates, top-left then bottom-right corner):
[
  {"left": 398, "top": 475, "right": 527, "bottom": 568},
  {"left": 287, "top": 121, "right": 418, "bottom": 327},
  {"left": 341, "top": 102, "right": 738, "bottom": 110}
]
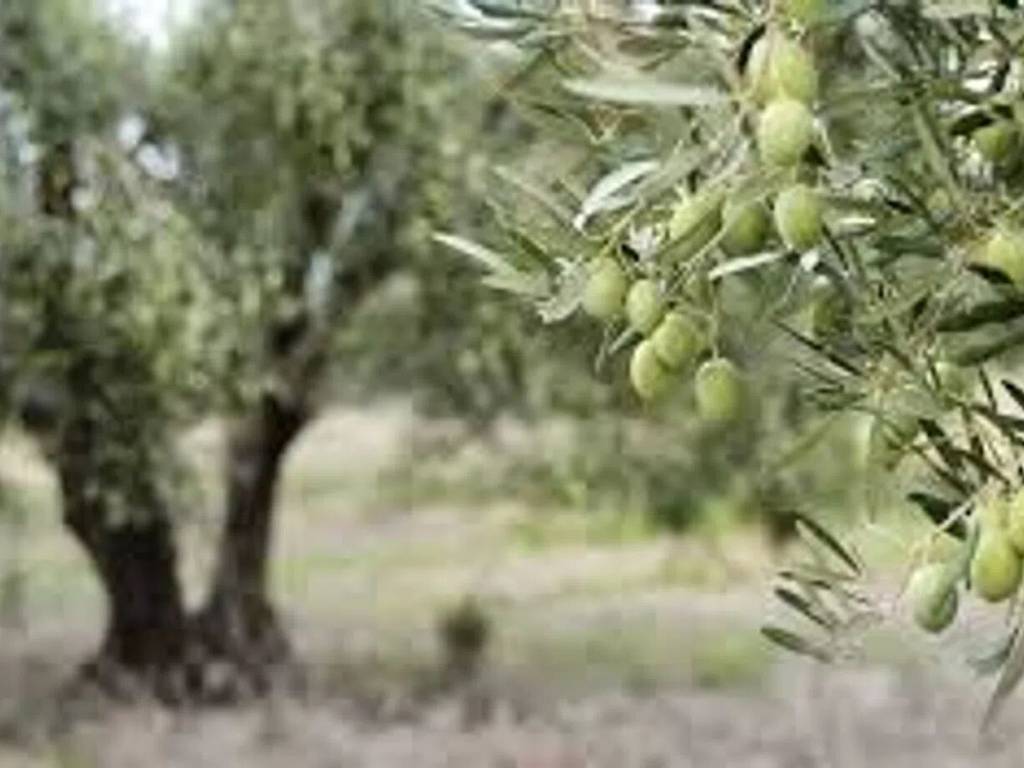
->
[{"left": 1, "top": 402, "right": 1023, "bottom": 766}]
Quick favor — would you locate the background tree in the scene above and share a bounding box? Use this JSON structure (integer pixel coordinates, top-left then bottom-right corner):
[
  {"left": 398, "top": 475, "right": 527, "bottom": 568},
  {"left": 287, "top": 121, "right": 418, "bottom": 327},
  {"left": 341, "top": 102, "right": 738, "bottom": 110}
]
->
[{"left": 0, "top": 0, "right": 230, "bottom": 694}]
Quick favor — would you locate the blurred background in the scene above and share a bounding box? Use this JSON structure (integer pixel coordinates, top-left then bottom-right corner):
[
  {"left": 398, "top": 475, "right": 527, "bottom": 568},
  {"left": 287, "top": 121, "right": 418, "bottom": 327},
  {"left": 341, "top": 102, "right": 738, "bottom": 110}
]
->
[{"left": 0, "top": 1, "right": 1021, "bottom": 766}]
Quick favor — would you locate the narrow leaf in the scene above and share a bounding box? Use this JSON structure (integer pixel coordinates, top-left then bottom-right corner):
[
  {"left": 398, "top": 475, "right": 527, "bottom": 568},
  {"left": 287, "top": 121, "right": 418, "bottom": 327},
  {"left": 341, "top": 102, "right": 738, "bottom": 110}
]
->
[
  {"left": 984, "top": 617, "right": 1024, "bottom": 731},
  {"left": 708, "top": 250, "right": 787, "bottom": 281},
  {"left": 793, "top": 512, "right": 862, "bottom": 576},
  {"left": 774, "top": 587, "right": 835, "bottom": 630},
  {"left": 907, "top": 492, "right": 968, "bottom": 539},
  {"left": 760, "top": 626, "right": 832, "bottom": 662},
  {"left": 563, "top": 76, "right": 729, "bottom": 107},
  {"left": 433, "top": 232, "right": 517, "bottom": 275},
  {"left": 575, "top": 160, "right": 659, "bottom": 231}
]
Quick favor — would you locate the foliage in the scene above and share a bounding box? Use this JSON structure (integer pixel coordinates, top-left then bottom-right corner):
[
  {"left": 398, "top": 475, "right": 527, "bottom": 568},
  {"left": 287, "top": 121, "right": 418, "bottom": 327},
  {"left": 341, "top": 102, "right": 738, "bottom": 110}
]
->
[
  {"left": 0, "top": 0, "right": 226, "bottom": 518},
  {"left": 440, "top": 0, "right": 1024, "bottom": 721}
]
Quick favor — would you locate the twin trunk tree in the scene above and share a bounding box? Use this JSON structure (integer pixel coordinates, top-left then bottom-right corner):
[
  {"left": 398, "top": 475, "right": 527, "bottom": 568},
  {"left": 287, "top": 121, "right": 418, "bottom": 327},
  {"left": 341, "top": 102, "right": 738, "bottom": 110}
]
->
[{"left": 35, "top": 138, "right": 405, "bottom": 700}]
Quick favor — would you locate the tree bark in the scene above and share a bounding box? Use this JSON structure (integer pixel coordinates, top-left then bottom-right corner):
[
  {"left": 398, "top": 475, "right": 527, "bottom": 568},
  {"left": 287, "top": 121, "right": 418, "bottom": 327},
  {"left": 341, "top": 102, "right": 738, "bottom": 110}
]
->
[
  {"left": 57, "top": 424, "right": 190, "bottom": 702},
  {"left": 192, "top": 393, "right": 307, "bottom": 686}
]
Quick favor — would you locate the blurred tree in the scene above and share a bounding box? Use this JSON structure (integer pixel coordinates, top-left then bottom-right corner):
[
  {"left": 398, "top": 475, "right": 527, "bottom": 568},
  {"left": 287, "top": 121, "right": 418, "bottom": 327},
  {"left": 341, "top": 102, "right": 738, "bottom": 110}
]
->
[
  {"left": 0, "top": 0, "right": 230, "bottom": 693},
  {"left": 159, "top": 0, "right": 529, "bottom": 690}
]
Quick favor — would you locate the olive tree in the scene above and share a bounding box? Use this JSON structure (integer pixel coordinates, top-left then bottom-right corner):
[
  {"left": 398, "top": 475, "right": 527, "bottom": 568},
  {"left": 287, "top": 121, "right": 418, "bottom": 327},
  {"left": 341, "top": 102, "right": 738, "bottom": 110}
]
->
[
  {"left": 442, "top": 0, "right": 1024, "bottom": 722},
  {"left": 0, "top": 0, "right": 232, "bottom": 692},
  {"left": 155, "top": 0, "right": 511, "bottom": 687}
]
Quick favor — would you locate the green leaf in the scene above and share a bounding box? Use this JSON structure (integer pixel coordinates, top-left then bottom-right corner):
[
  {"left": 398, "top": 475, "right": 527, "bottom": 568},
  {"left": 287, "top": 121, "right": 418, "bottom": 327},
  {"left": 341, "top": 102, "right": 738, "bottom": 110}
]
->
[
  {"left": 952, "top": 326, "right": 1024, "bottom": 366},
  {"left": 1003, "top": 380, "right": 1024, "bottom": 413},
  {"left": 774, "top": 586, "right": 835, "bottom": 630},
  {"left": 433, "top": 232, "right": 518, "bottom": 276},
  {"left": 493, "top": 166, "right": 575, "bottom": 226},
  {"left": 482, "top": 271, "right": 550, "bottom": 298},
  {"left": 970, "top": 630, "right": 1016, "bottom": 677},
  {"left": 563, "top": 77, "right": 729, "bottom": 107},
  {"left": 760, "top": 626, "right": 832, "bottom": 662},
  {"left": 984, "top": 617, "right": 1024, "bottom": 731},
  {"left": 936, "top": 299, "right": 1024, "bottom": 333},
  {"left": 907, "top": 492, "right": 968, "bottom": 539},
  {"left": 793, "top": 512, "right": 862, "bottom": 577},
  {"left": 575, "top": 159, "right": 659, "bottom": 230},
  {"left": 535, "top": 259, "right": 586, "bottom": 323},
  {"left": 708, "top": 250, "right": 787, "bottom": 282}
]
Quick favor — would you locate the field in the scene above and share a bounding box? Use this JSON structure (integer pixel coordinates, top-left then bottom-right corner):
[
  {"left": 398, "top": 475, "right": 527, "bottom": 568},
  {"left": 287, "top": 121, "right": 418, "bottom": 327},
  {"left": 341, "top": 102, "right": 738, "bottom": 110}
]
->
[{"left": 1, "top": 402, "right": 1024, "bottom": 767}]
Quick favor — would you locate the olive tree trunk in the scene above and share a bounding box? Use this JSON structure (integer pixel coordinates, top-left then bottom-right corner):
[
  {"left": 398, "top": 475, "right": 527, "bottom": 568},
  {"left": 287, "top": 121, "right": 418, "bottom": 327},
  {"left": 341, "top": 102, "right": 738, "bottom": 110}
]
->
[
  {"left": 191, "top": 393, "right": 307, "bottom": 691},
  {"left": 56, "top": 420, "right": 190, "bottom": 701}
]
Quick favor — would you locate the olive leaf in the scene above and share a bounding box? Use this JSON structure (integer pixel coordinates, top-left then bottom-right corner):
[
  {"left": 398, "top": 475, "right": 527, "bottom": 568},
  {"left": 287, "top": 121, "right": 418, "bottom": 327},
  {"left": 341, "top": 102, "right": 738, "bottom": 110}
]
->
[
  {"left": 760, "top": 626, "right": 833, "bottom": 662},
  {"left": 574, "top": 159, "right": 659, "bottom": 231},
  {"left": 793, "top": 512, "right": 862, "bottom": 578},
  {"left": 563, "top": 77, "right": 729, "bottom": 108},
  {"left": 907, "top": 491, "right": 969, "bottom": 539},
  {"left": 984, "top": 616, "right": 1024, "bottom": 731},
  {"left": 936, "top": 299, "right": 1024, "bottom": 333}
]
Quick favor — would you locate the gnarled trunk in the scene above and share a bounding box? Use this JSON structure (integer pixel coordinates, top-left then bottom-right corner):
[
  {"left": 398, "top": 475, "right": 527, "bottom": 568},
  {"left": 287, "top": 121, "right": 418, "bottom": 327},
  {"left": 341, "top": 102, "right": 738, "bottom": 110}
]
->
[
  {"left": 192, "top": 393, "right": 307, "bottom": 691},
  {"left": 57, "top": 425, "right": 190, "bottom": 702}
]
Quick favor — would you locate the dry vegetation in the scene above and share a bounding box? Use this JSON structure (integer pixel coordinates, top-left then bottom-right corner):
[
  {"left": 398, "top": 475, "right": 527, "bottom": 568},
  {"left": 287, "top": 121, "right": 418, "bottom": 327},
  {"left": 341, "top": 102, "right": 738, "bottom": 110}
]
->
[{"left": 1, "top": 402, "right": 1023, "bottom": 766}]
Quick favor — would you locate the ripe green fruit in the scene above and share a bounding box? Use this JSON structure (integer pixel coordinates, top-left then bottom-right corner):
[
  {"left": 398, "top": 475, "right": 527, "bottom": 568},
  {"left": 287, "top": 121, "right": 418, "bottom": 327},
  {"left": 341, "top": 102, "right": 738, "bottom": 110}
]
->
[
  {"left": 581, "top": 258, "right": 628, "bottom": 320},
  {"left": 782, "top": 0, "right": 828, "bottom": 26},
  {"left": 808, "top": 276, "right": 849, "bottom": 340},
  {"left": 975, "top": 120, "right": 1019, "bottom": 164},
  {"left": 626, "top": 279, "right": 664, "bottom": 335},
  {"left": 668, "top": 189, "right": 723, "bottom": 260},
  {"left": 721, "top": 198, "right": 770, "bottom": 256},
  {"left": 748, "top": 36, "right": 818, "bottom": 105},
  {"left": 906, "top": 564, "right": 958, "bottom": 634},
  {"left": 971, "top": 526, "right": 1022, "bottom": 603},
  {"left": 651, "top": 312, "right": 703, "bottom": 370},
  {"left": 1007, "top": 490, "right": 1024, "bottom": 554},
  {"left": 774, "top": 184, "right": 823, "bottom": 251},
  {"left": 977, "top": 228, "right": 1024, "bottom": 290},
  {"left": 695, "top": 358, "right": 744, "bottom": 423},
  {"left": 630, "top": 340, "right": 672, "bottom": 401},
  {"left": 758, "top": 98, "right": 814, "bottom": 167}
]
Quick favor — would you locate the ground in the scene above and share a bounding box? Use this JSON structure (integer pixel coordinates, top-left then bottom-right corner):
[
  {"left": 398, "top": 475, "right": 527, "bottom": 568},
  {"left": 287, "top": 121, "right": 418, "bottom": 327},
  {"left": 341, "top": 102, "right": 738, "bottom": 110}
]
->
[{"left": 1, "top": 402, "right": 1023, "bottom": 767}]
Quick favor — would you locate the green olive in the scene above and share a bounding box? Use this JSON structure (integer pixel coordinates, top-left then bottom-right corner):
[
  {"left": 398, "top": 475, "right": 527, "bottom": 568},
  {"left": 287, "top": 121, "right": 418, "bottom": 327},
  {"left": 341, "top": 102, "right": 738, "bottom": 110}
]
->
[
  {"left": 626, "top": 279, "right": 665, "bottom": 335},
  {"left": 581, "top": 258, "right": 628, "bottom": 321},
  {"left": 758, "top": 98, "right": 814, "bottom": 167},
  {"left": 809, "top": 277, "right": 848, "bottom": 340},
  {"left": 971, "top": 525, "right": 1022, "bottom": 603},
  {"left": 668, "top": 189, "right": 724, "bottom": 260},
  {"left": 906, "top": 563, "right": 958, "bottom": 634},
  {"left": 695, "top": 358, "right": 745, "bottom": 423},
  {"left": 721, "top": 198, "right": 770, "bottom": 256},
  {"left": 977, "top": 228, "right": 1024, "bottom": 290},
  {"left": 975, "top": 119, "right": 1019, "bottom": 164},
  {"left": 630, "top": 340, "right": 672, "bottom": 401},
  {"left": 748, "top": 35, "right": 818, "bottom": 105},
  {"left": 651, "top": 312, "right": 703, "bottom": 370},
  {"left": 774, "top": 184, "right": 823, "bottom": 251}
]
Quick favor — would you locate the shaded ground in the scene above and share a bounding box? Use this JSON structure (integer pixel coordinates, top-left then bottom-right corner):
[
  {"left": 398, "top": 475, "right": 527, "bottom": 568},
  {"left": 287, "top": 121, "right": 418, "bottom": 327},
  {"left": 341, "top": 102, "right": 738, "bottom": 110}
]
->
[{"left": 1, "top": 402, "right": 1023, "bottom": 766}]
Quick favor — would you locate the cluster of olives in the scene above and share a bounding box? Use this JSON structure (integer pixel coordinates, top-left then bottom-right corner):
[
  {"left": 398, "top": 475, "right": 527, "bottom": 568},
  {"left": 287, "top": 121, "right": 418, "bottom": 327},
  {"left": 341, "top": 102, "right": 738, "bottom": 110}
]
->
[
  {"left": 964, "top": 104, "right": 1024, "bottom": 288},
  {"left": 907, "top": 492, "right": 1024, "bottom": 634},
  {"left": 582, "top": 257, "right": 745, "bottom": 422},
  {"left": 747, "top": 30, "right": 826, "bottom": 253}
]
